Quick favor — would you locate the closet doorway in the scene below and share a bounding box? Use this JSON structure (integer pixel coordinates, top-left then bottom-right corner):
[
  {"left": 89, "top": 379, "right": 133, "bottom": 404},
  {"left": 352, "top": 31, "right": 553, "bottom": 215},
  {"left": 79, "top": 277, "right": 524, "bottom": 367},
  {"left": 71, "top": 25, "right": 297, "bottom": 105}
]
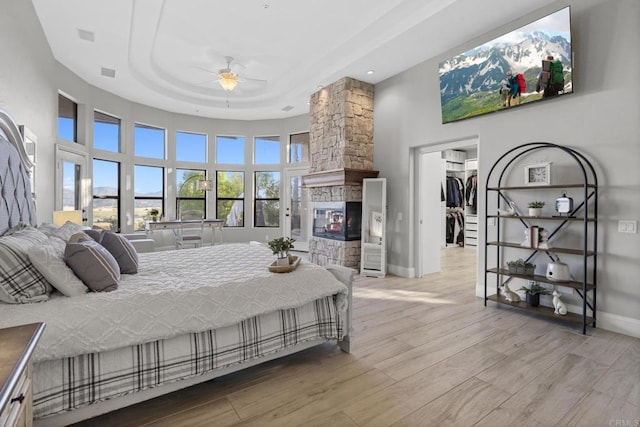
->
[{"left": 415, "top": 137, "right": 478, "bottom": 282}]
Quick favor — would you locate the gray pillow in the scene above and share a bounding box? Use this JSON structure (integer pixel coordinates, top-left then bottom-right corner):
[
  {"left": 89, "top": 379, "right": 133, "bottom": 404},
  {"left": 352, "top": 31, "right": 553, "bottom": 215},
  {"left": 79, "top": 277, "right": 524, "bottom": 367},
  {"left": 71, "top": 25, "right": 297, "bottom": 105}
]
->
[
  {"left": 83, "top": 228, "right": 105, "bottom": 243},
  {"left": 0, "top": 226, "right": 53, "bottom": 303},
  {"left": 65, "top": 240, "right": 120, "bottom": 292},
  {"left": 100, "top": 232, "right": 139, "bottom": 274}
]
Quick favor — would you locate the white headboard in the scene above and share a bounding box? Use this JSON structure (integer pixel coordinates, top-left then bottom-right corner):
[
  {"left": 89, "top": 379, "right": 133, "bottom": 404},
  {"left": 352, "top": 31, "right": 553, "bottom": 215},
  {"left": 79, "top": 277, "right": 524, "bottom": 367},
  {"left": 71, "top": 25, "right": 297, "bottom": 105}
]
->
[{"left": 0, "top": 108, "right": 37, "bottom": 235}]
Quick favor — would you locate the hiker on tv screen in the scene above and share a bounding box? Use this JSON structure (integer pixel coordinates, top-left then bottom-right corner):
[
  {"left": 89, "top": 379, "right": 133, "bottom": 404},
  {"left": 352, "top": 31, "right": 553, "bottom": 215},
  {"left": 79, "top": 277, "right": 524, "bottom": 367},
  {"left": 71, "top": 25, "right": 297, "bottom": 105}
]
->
[
  {"left": 536, "top": 55, "right": 564, "bottom": 98},
  {"left": 506, "top": 71, "right": 526, "bottom": 106}
]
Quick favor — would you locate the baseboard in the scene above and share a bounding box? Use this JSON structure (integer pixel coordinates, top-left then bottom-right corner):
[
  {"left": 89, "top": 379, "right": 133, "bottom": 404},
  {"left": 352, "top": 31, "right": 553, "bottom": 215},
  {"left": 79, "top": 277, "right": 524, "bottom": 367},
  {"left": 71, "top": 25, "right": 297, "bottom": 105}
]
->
[
  {"left": 596, "top": 311, "right": 640, "bottom": 338},
  {"left": 387, "top": 263, "right": 415, "bottom": 278}
]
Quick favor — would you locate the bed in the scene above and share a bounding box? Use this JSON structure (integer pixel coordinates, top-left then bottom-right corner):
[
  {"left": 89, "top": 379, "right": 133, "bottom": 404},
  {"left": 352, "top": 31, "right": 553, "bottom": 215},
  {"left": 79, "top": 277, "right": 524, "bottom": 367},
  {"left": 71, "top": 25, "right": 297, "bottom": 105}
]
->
[{"left": 0, "top": 108, "right": 353, "bottom": 426}]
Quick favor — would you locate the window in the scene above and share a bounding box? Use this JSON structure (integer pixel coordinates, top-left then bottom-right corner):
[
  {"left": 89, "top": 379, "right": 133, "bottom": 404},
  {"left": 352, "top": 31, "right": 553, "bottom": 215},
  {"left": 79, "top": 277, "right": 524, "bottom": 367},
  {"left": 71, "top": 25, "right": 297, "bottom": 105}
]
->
[
  {"left": 92, "top": 159, "right": 120, "bottom": 231},
  {"left": 289, "top": 132, "right": 309, "bottom": 163},
  {"left": 63, "top": 161, "right": 81, "bottom": 211},
  {"left": 254, "top": 171, "right": 280, "bottom": 227},
  {"left": 216, "top": 135, "right": 245, "bottom": 164},
  {"left": 217, "top": 171, "right": 244, "bottom": 227},
  {"left": 176, "top": 169, "right": 206, "bottom": 217},
  {"left": 176, "top": 131, "right": 206, "bottom": 163},
  {"left": 254, "top": 135, "right": 280, "bottom": 164},
  {"left": 58, "top": 94, "right": 77, "bottom": 142},
  {"left": 135, "top": 124, "right": 165, "bottom": 159},
  {"left": 94, "top": 111, "right": 121, "bottom": 152},
  {"left": 134, "top": 165, "right": 164, "bottom": 231}
]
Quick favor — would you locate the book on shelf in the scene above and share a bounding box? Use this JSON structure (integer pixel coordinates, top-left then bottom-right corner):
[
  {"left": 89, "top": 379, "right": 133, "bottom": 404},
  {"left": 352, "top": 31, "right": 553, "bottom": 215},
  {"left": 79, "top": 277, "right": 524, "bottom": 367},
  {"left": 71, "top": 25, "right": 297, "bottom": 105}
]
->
[{"left": 529, "top": 225, "right": 539, "bottom": 248}]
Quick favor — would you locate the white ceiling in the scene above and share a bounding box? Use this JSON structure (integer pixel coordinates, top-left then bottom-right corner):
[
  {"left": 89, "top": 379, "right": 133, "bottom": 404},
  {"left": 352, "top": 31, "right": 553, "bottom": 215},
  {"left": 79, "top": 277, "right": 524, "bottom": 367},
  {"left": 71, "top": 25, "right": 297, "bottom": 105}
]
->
[{"left": 32, "top": 0, "right": 555, "bottom": 121}]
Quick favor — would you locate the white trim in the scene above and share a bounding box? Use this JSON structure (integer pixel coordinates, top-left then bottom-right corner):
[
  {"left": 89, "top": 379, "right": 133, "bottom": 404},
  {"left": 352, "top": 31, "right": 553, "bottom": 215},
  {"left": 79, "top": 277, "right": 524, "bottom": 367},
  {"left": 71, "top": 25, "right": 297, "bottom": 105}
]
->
[
  {"left": 597, "top": 311, "right": 640, "bottom": 338},
  {"left": 387, "top": 263, "right": 415, "bottom": 278}
]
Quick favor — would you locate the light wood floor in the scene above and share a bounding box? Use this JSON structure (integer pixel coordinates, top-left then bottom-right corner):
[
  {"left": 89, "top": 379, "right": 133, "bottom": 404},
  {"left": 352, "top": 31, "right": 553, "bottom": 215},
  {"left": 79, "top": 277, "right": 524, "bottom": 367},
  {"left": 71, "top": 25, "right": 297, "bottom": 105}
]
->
[{"left": 76, "top": 248, "right": 640, "bottom": 426}]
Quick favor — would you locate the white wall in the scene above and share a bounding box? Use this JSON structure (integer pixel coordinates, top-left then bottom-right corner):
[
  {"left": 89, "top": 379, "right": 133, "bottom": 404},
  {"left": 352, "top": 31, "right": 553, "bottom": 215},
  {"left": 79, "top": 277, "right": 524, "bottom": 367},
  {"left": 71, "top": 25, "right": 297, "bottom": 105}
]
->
[{"left": 373, "top": 0, "right": 640, "bottom": 332}]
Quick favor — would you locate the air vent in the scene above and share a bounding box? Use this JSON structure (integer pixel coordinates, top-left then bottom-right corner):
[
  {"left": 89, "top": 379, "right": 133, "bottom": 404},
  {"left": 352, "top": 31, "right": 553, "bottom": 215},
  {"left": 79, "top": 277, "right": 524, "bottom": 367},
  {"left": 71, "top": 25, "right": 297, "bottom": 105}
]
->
[
  {"left": 77, "top": 29, "right": 95, "bottom": 42},
  {"left": 101, "top": 67, "right": 116, "bottom": 78},
  {"left": 281, "top": 105, "right": 294, "bottom": 112}
]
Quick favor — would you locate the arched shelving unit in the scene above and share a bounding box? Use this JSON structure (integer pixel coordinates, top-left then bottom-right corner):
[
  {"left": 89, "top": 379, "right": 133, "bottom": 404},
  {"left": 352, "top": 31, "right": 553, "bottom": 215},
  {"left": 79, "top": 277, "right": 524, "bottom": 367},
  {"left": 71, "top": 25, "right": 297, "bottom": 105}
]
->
[{"left": 483, "top": 142, "right": 598, "bottom": 334}]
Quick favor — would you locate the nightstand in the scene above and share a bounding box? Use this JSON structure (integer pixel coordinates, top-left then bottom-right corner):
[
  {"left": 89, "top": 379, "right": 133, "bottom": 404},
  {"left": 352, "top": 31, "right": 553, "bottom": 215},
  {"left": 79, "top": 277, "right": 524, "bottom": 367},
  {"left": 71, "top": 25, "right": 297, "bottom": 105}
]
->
[{"left": 0, "top": 323, "right": 45, "bottom": 427}]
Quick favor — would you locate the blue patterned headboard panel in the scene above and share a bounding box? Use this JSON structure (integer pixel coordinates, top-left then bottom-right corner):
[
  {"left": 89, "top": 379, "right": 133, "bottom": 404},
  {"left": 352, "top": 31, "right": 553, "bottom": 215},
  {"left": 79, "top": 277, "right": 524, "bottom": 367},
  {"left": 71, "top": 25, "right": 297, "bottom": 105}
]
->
[{"left": 0, "top": 109, "right": 37, "bottom": 235}]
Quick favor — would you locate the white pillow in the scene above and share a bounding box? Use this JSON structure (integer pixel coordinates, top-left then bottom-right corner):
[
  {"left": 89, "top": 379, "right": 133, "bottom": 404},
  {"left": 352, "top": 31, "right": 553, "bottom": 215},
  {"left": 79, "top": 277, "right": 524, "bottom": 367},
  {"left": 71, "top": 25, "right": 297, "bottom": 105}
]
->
[{"left": 27, "top": 244, "right": 89, "bottom": 297}]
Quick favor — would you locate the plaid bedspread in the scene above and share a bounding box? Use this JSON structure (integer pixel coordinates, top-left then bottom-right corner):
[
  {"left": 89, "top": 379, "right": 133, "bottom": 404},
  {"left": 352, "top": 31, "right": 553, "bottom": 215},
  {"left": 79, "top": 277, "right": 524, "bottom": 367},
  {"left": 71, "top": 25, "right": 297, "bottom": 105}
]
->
[{"left": 33, "top": 296, "right": 343, "bottom": 420}]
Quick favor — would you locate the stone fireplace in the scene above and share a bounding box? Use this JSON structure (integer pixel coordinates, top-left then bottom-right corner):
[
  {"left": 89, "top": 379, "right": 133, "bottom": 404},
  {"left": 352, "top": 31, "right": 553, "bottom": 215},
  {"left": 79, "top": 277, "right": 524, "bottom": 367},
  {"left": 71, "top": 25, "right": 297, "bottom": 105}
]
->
[{"left": 303, "top": 77, "right": 377, "bottom": 268}]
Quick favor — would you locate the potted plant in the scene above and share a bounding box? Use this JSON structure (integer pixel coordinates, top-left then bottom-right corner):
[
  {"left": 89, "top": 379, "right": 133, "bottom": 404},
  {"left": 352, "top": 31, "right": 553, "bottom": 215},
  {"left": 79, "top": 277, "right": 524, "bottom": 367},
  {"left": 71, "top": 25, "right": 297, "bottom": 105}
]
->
[
  {"left": 267, "top": 237, "right": 295, "bottom": 266},
  {"left": 148, "top": 208, "right": 160, "bottom": 222},
  {"left": 518, "top": 282, "right": 550, "bottom": 307},
  {"left": 527, "top": 201, "right": 545, "bottom": 217},
  {"left": 506, "top": 258, "right": 535, "bottom": 276}
]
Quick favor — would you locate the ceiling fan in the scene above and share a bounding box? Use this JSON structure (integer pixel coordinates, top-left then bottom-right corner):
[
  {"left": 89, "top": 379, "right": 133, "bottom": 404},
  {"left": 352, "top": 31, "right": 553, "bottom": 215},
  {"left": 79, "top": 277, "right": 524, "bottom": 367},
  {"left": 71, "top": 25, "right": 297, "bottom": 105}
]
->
[{"left": 214, "top": 56, "right": 267, "bottom": 92}]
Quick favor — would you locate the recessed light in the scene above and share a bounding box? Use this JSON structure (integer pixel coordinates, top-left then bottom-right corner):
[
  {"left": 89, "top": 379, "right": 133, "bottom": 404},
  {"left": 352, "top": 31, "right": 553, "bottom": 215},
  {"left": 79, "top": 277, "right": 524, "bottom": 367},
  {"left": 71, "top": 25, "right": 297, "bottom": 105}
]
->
[
  {"left": 281, "top": 105, "right": 294, "bottom": 112},
  {"left": 367, "top": 70, "right": 375, "bottom": 75},
  {"left": 317, "top": 85, "right": 324, "bottom": 89}
]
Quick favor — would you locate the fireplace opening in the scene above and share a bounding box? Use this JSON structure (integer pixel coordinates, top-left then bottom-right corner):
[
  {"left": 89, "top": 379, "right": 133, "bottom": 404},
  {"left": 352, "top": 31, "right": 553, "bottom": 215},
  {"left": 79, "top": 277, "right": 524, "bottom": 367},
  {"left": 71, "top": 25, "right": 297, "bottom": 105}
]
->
[{"left": 312, "top": 202, "right": 362, "bottom": 241}]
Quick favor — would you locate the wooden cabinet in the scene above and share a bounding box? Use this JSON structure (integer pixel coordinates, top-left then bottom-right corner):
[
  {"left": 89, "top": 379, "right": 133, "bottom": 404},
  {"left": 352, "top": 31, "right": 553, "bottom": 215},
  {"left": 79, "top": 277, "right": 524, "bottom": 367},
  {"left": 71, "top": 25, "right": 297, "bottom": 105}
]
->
[
  {"left": 361, "top": 178, "right": 386, "bottom": 277},
  {"left": 0, "top": 323, "right": 45, "bottom": 427},
  {"left": 483, "top": 143, "right": 598, "bottom": 334}
]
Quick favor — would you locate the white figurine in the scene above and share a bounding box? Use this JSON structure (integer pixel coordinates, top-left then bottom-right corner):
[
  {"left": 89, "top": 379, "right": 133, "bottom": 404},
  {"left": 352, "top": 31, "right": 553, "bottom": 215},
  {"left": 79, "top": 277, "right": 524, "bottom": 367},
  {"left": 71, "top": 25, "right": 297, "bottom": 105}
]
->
[
  {"left": 497, "top": 201, "right": 517, "bottom": 216},
  {"left": 538, "top": 228, "right": 551, "bottom": 249},
  {"left": 500, "top": 283, "right": 521, "bottom": 303},
  {"left": 552, "top": 290, "right": 568, "bottom": 315}
]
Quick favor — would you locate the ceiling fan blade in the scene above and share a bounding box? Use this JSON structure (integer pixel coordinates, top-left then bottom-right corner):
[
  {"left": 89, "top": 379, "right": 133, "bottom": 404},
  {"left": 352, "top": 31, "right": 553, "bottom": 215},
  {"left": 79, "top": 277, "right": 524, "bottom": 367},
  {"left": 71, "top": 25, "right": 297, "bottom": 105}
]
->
[{"left": 191, "top": 65, "right": 216, "bottom": 75}]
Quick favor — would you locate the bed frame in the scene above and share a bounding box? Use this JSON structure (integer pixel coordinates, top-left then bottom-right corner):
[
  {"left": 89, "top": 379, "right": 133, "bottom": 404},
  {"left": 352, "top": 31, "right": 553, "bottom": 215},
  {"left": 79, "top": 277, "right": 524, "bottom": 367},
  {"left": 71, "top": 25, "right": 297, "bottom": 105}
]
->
[{"left": 0, "top": 108, "right": 353, "bottom": 426}]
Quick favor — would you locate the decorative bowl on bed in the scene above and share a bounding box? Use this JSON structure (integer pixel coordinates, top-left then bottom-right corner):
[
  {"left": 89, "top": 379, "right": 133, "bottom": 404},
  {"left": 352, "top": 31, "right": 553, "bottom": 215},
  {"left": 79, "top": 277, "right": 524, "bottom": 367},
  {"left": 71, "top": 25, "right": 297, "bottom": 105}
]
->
[{"left": 268, "top": 255, "right": 301, "bottom": 273}]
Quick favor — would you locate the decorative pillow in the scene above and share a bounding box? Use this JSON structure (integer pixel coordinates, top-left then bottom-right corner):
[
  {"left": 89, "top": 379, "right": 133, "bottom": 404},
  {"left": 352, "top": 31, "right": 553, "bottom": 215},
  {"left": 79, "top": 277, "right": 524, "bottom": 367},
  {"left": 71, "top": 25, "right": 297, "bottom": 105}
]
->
[
  {"left": 50, "top": 221, "right": 85, "bottom": 242},
  {"left": 0, "top": 226, "right": 53, "bottom": 303},
  {"left": 28, "top": 244, "right": 89, "bottom": 297},
  {"left": 100, "top": 232, "right": 139, "bottom": 274},
  {"left": 65, "top": 240, "right": 120, "bottom": 292},
  {"left": 68, "top": 231, "right": 93, "bottom": 244},
  {"left": 83, "top": 228, "right": 105, "bottom": 243}
]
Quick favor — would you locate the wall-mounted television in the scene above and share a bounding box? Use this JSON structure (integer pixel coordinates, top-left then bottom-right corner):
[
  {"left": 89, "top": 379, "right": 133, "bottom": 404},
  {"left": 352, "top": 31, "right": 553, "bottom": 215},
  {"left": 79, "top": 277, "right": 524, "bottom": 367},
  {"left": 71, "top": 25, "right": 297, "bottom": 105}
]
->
[{"left": 439, "top": 6, "right": 572, "bottom": 124}]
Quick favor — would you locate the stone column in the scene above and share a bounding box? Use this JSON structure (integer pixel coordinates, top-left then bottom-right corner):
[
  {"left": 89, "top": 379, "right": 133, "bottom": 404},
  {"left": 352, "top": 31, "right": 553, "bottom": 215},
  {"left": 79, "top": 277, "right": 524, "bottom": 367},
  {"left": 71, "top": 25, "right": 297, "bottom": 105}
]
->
[{"left": 306, "top": 77, "right": 376, "bottom": 268}]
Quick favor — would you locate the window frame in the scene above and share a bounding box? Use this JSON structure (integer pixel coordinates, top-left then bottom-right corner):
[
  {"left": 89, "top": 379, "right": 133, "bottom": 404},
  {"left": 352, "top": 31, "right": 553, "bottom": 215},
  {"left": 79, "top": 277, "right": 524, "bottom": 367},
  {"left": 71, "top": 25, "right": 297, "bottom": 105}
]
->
[
  {"left": 133, "top": 164, "right": 165, "bottom": 230},
  {"left": 254, "top": 170, "right": 281, "bottom": 228},
  {"left": 216, "top": 170, "right": 245, "bottom": 228},
  {"left": 134, "top": 122, "right": 166, "bottom": 160},
  {"left": 92, "top": 158, "right": 121, "bottom": 231},
  {"left": 254, "top": 135, "right": 281, "bottom": 165},
  {"left": 93, "top": 110, "right": 121, "bottom": 153},
  {"left": 176, "top": 168, "right": 207, "bottom": 218},
  {"left": 58, "top": 93, "right": 78, "bottom": 143}
]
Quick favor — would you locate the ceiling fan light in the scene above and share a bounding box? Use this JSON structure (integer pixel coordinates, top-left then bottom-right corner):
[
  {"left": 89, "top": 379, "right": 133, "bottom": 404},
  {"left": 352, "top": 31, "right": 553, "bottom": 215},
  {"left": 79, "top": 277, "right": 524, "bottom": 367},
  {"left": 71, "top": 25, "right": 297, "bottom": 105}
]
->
[{"left": 219, "top": 72, "right": 238, "bottom": 91}]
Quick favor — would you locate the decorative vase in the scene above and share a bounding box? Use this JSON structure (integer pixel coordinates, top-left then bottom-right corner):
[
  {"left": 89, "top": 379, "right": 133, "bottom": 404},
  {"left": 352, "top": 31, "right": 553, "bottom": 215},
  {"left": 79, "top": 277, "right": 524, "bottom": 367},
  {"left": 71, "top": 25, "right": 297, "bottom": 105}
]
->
[
  {"left": 528, "top": 207, "right": 542, "bottom": 217},
  {"left": 526, "top": 293, "right": 540, "bottom": 307}
]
